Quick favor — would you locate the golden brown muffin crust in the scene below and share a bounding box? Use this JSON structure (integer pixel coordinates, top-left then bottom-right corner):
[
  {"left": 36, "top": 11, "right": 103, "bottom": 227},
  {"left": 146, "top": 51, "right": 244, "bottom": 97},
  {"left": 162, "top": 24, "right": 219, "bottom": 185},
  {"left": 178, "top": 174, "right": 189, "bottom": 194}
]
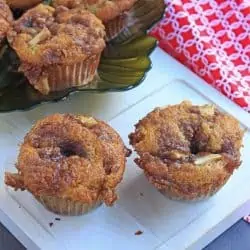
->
[
  {"left": 5, "top": 114, "right": 129, "bottom": 206},
  {"left": 52, "top": 0, "right": 138, "bottom": 22},
  {"left": 0, "top": 0, "right": 13, "bottom": 44},
  {"left": 129, "top": 101, "right": 244, "bottom": 198},
  {"left": 7, "top": 4, "right": 105, "bottom": 65},
  {"left": 6, "top": 0, "right": 42, "bottom": 9}
]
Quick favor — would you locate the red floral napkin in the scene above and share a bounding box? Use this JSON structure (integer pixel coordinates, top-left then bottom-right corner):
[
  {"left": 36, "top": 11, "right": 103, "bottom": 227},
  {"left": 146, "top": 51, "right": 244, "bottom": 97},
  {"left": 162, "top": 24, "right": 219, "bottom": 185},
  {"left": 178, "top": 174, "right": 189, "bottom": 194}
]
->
[{"left": 150, "top": 0, "right": 250, "bottom": 112}]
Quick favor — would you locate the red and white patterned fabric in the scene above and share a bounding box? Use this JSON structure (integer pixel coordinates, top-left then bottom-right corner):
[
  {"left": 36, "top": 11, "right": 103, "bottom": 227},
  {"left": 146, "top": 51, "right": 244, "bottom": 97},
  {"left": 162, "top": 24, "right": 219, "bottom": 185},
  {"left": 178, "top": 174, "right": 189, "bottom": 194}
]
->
[
  {"left": 150, "top": 0, "right": 250, "bottom": 112},
  {"left": 243, "top": 215, "right": 250, "bottom": 223}
]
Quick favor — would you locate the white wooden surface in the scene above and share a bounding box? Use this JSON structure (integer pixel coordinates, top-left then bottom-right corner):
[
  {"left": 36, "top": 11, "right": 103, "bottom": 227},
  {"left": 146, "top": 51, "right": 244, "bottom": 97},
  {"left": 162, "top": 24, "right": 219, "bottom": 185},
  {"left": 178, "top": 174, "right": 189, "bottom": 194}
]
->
[{"left": 0, "top": 48, "right": 250, "bottom": 250}]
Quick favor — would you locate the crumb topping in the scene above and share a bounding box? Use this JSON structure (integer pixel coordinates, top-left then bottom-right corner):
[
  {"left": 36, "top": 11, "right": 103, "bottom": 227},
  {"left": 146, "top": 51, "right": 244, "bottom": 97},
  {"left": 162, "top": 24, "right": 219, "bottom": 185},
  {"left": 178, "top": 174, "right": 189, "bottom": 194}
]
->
[
  {"left": 129, "top": 101, "right": 244, "bottom": 196},
  {"left": 7, "top": 4, "right": 105, "bottom": 65},
  {"left": 52, "top": 0, "right": 138, "bottom": 22},
  {"left": 130, "top": 101, "right": 243, "bottom": 167},
  {"left": 5, "top": 114, "right": 129, "bottom": 206},
  {"left": 0, "top": 0, "right": 13, "bottom": 44}
]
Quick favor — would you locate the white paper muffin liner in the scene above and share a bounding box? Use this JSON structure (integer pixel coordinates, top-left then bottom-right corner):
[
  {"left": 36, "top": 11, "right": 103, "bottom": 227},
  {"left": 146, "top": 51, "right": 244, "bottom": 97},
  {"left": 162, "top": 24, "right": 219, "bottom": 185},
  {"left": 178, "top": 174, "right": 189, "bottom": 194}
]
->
[
  {"left": 37, "top": 195, "right": 102, "bottom": 216},
  {"left": 32, "top": 54, "right": 101, "bottom": 94},
  {"left": 105, "top": 14, "right": 127, "bottom": 41},
  {"left": 47, "top": 54, "right": 101, "bottom": 92},
  {"left": 158, "top": 175, "right": 231, "bottom": 201}
]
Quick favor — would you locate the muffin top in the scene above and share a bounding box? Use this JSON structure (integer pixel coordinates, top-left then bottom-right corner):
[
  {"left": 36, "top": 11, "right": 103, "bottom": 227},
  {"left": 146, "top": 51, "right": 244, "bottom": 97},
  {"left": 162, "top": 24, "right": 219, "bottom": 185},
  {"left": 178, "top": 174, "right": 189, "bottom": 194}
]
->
[
  {"left": 129, "top": 101, "right": 244, "bottom": 175},
  {"left": 7, "top": 4, "right": 105, "bottom": 65},
  {"left": 5, "top": 114, "right": 130, "bottom": 206},
  {"left": 52, "top": 0, "right": 138, "bottom": 22},
  {"left": 0, "top": 0, "right": 13, "bottom": 44},
  {"left": 6, "top": 0, "right": 42, "bottom": 9}
]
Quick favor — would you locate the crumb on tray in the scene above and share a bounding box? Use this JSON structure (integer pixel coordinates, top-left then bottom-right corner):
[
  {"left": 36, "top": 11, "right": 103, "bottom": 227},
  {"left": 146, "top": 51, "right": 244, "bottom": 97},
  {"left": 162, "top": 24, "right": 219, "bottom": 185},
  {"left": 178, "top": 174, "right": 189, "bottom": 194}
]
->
[{"left": 135, "top": 230, "right": 143, "bottom": 236}]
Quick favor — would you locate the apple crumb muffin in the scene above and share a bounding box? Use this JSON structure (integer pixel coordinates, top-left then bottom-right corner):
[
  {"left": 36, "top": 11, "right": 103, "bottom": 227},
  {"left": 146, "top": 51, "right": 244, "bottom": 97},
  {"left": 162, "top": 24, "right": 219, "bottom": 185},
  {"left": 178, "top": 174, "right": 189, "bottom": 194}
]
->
[
  {"left": 7, "top": 4, "right": 106, "bottom": 94},
  {"left": 52, "top": 0, "right": 138, "bottom": 40},
  {"left": 5, "top": 114, "right": 131, "bottom": 215},
  {"left": 129, "top": 101, "right": 244, "bottom": 200}
]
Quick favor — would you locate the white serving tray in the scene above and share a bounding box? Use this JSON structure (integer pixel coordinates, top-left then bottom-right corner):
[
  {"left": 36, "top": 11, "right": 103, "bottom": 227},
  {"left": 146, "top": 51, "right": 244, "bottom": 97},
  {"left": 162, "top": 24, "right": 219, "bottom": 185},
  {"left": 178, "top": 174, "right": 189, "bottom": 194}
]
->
[{"left": 0, "top": 48, "right": 250, "bottom": 250}]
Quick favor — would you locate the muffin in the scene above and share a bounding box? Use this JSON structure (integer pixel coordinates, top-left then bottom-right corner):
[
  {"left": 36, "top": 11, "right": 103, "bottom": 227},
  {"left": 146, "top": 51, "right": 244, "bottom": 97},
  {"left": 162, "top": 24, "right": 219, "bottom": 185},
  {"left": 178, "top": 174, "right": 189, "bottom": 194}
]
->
[
  {"left": 52, "top": 0, "right": 138, "bottom": 41},
  {"left": 5, "top": 114, "right": 130, "bottom": 215},
  {"left": 7, "top": 4, "right": 106, "bottom": 94},
  {"left": 129, "top": 101, "right": 244, "bottom": 201},
  {"left": 6, "top": 0, "right": 42, "bottom": 9},
  {"left": 0, "top": 0, "right": 13, "bottom": 47}
]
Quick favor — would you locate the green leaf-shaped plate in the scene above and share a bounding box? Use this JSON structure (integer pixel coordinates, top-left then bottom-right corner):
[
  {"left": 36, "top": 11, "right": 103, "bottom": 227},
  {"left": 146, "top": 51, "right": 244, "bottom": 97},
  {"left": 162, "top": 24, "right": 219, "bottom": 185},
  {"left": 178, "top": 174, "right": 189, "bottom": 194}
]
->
[{"left": 0, "top": 0, "right": 165, "bottom": 112}]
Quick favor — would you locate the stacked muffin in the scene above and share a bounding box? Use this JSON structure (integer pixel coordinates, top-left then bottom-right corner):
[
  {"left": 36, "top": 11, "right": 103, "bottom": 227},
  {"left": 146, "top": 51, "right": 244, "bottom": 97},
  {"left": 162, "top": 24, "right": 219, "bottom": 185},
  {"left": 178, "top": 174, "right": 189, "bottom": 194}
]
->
[
  {"left": 0, "top": 0, "right": 13, "bottom": 47},
  {"left": 52, "top": 0, "right": 138, "bottom": 41},
  {"left": 7, "top": 4, "right": 106, "bottom": 94},
  {"left": 2, "top": 0, "right": 139, "bottom": 94}
]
